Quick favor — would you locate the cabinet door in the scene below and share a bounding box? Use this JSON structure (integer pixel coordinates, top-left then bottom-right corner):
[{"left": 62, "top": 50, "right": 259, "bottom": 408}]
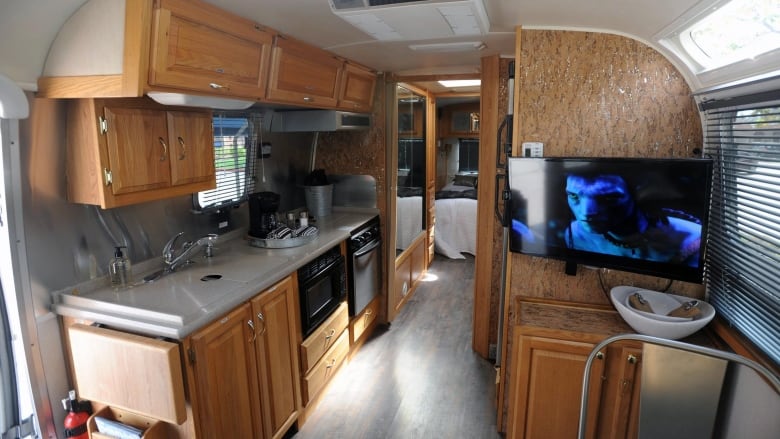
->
[
  {"left": 189, "top": 304, "right": 264, "bottom": 439},
  {"left": 166, "top": 111, "right": 215, "bottom": 187},
  {"left": 104, "top": 107, "right": 171, "bottom": 194},
  {"left": 150, "top": 0, "right": 273, "bottom": 98},
  {"left": 338, "top": 63, "right": 376, "bottom": 112},
  {"left": 251, "top": 276, "right": 301, "bottom": 439},
  {"left": 266, "top": 37, "right": 343, "bottom": 107},
  {"left": 597, "top": 342, "right": 643, "bottom": 439},
  {"left": 509, "top": 335, "right": 605, "bottom": 439}
]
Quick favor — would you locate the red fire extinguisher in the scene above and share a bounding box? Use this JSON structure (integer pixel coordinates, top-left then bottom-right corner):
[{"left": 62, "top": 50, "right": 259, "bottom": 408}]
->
[{"left": 62, "top": 390, "right": 91, "bottom": 439}]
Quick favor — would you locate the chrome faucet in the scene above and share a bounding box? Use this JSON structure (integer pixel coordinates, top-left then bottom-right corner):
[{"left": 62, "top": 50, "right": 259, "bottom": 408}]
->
[{"left": 162, "top": 232, "right": 218, "bottom": 273}]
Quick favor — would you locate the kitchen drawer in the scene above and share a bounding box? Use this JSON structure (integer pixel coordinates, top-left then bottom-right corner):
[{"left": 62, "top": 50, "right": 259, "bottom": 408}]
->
[
  {"left": 300, "top": 301, "right": 348, "bottom": 372},
  {"left": 351, "top": 296, "right": 379, "bottom": 344},
  {"left": 302, "top": 329, "right": 349, "bottom": 405}
]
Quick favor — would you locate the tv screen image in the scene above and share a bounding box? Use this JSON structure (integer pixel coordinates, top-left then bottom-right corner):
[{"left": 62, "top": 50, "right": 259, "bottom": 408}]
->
[{"left": 507, "top": 157, "right": 713, "bottom": 283}]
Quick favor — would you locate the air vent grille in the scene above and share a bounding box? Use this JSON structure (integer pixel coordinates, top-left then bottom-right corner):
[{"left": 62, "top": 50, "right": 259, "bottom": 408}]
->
[{"left": 332, "top": 0, "right": 425, "bottom": 10}]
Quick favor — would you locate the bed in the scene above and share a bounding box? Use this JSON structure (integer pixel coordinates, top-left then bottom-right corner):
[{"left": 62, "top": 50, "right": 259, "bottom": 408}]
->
[{"left": 434, "top": 181, "right": 478, "bottom": 259}]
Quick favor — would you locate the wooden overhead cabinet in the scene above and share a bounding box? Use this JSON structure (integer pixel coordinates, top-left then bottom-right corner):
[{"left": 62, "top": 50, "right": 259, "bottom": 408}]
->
[
  {"left": 37, "top": 0, "right": 273, "bottom": 100},
  {"left": 149, "top": 0, "right": 273, "bottom": 98},
  {"left": 338, "top": 63, "right": 377, "bottom": 112},
  {"left": 266, "top": 36, "right": 344, "bottom": 108},
  {"left": 66, "top": 98, "right": 215, "bottom": 208}
]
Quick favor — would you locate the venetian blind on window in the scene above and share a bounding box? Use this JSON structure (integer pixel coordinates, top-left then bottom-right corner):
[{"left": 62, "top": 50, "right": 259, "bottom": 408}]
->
[
  {"left": 195, "top": 112, "right": 258, "bottom": 211},
  {"left": 701, "top": 92, "right": 780, "bottom": 365}
]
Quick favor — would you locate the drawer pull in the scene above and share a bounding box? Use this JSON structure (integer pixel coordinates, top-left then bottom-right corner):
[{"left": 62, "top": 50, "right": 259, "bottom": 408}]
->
[
  {"left": 303, "top": 96, "right": 313, "bottom": 102},
  {"left": 247, "top": 319, "right": 256, "bottom": 343},
  {"left": 209, "top": 82, "right": 229, "bottom": 90},
  {"left": 326, "top": 359, "right": 336, "bottom": 370},
  {"left": 324, "top": 328, "right": 336, "bottom": 342},
  {"left": 177, "top": 136, "right": 186, "bottom": 160},
  {"left": 158, "top": 137, "right": 168, "bottom": 162},
  {"left": 256, "top": 312, "right": 267, "bottom": 336}
]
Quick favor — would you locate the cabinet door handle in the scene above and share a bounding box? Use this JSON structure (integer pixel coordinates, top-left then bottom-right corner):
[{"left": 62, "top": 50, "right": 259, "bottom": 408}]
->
[
  {"left": 595, "top": 351, "right": 604, "bottom": 360},
  {"left": 256, "top": 312, "right": 267, "bottom": 336},
  {"left": 247, "top": 319, "right": 256, "bottom": 343},
  {"left": 158, "top": 137, "right": 168, "bottom": 162},
  {"left": 177, "top": 136, "right": 186, "bottom": 160},
  {"left": 627, "top": 354, "right": 638, "bottom": 364},
  {"left": 209, "top": 82, "right": 229, "bottom": 90}
]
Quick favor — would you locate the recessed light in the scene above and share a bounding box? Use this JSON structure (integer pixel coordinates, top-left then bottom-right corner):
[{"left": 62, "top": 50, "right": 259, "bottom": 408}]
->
[{"left": 438, "top": 80, "right": 481, "bottom": 88}]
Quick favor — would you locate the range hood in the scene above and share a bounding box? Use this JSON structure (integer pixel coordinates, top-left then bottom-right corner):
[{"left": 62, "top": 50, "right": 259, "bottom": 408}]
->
[{"left": 271, "top": 110, "right": 372, "bottom": 132}]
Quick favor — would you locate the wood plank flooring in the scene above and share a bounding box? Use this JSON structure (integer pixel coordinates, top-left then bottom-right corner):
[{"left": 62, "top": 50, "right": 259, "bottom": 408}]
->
[{"left": 292, "top": 255, "right": 500, "bottom": 439}]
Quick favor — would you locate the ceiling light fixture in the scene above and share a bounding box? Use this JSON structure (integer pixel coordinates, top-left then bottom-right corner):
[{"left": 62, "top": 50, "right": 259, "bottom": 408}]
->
[
  {"left": 409, "top": 41, "right": 486, "bottom": 52},
  {"left": 438, "top": 79, "right": 481, "bottom": 88}
]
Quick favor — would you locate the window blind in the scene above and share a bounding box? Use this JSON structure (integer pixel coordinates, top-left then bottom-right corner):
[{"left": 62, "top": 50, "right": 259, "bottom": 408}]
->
[
  {"left": 702, "top": 95, "right": 780, "bottom": 365},
  {"left": 195, "top": 113, "right": 258, "bottom": 211}
]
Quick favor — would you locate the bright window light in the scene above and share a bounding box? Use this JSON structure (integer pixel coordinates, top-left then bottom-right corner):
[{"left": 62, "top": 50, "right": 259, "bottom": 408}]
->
[
  {"left": 682, "top": 0, "right": 780, "bottom": 69},
  {"left": 438, "top": 79, "right": 481, "bottom": 88}
]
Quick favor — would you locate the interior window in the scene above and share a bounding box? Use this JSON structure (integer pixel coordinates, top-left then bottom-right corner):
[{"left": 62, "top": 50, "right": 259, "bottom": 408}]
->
[
  {"left": 194, "top": 113, "right": 258, "bottom": 212},
  {"left": 458, "top": 138, "right": 479, "bottom": 173}
]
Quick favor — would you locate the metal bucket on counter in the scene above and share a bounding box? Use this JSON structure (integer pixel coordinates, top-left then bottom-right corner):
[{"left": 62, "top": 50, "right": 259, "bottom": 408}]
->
[{"left": 304, "top": 184, "right": 333, "bottom": 217}]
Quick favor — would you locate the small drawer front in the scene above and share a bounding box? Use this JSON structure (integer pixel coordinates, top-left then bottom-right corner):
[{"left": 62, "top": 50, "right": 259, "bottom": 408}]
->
[
  {"left": 302, "top": 329, "right": 349, "bottom": 405},
  {"left": 351, "top": 297, "right": 379, "bottom": 344},
  {"left": 300, "top": 302, "right": 348, "bottom": 372}
]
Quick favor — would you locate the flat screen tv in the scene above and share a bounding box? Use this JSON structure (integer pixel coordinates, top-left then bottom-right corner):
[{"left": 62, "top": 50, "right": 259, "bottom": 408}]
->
[{"left": 507, "top": 157, "right": 713, "bottom": 283}]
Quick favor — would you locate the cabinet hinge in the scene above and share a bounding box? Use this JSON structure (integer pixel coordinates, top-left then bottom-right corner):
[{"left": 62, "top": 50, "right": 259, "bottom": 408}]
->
[
  {"left": 98, "top": 116, "right": 108, "bottom": 134},
  {"left": 103, "top": 168, "right": 113, "bottom": 186},
  {"left": 188, "top": 348, "right": 196, "bottom": 365}
]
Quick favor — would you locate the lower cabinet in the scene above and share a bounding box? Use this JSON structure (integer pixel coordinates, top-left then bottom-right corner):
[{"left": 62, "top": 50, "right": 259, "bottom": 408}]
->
[
  {"left": 507, "top": 331, "right": 643, "bottom": 439},
  {"left": 299, "top": 302, "right": 349, "bottom": 405},
  {"left": 186, "top": 275, "right": 301, "bottom": 439}
]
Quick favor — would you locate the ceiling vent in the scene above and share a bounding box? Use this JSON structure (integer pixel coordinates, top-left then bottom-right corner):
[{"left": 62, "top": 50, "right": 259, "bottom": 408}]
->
[{"left": 329, "top": 0, "right": 490, "bottom": 41}]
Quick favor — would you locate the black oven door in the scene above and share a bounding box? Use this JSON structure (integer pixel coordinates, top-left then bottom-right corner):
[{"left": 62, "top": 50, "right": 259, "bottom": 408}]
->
[{"left": 299, "top": 257, "right": 345, "bottom": 337}]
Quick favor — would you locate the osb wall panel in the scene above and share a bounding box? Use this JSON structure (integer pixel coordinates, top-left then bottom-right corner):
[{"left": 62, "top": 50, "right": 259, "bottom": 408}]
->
[
  {"left": 510, "top": 30, "right": 704, "bottom": 309},
  {"left": 316, "top": 76, "right": 388, "bottom": 318}
]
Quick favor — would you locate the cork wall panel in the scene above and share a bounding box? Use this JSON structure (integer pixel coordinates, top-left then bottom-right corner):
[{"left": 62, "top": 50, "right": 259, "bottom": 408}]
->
[
  {"left": 316, "top": 77, "right": 388, "bottom": 317},
  {"left": 509, "top": 30, "right": 705, "bottom": 312}
]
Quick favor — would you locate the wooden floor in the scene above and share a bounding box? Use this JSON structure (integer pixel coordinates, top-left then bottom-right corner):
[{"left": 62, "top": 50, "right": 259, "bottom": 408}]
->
[{"left": 292, "top": 255, "right": 501, "bottom": 439}]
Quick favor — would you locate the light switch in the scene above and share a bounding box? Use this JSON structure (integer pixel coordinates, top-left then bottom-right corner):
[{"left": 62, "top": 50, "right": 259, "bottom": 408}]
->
[{"left": 522, "top": 142, "right": 544, "bottom": 157}]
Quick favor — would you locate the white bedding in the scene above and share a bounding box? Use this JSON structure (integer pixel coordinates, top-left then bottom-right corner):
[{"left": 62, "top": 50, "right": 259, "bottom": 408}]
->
[
  {"left": 434, "top": 197, "right": 477, "bottom": 259},
  {"left": 396, "top": 196, "right": 423, "bottom": 250}
]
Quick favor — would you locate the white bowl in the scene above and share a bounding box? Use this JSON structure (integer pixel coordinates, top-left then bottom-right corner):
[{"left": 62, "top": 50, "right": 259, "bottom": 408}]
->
[{"left": 610, "top": 286, "right": 716, "bottom": 340}]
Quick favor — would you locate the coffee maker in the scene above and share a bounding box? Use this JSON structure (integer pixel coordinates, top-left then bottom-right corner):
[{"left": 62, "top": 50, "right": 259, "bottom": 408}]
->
[{"left": 248, "top": 191, "right": 280, "bottom": 238}]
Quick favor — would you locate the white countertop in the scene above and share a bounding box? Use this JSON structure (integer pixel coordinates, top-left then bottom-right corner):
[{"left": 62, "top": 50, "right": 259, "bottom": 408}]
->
[{"left": 51, "top": 208, "right": 379, "bottom": 339}]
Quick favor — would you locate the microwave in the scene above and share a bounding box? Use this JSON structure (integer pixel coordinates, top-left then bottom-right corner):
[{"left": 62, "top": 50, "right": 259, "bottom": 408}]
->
[{"left": 298, "top": 245, "right": 347, "bottom": 337}]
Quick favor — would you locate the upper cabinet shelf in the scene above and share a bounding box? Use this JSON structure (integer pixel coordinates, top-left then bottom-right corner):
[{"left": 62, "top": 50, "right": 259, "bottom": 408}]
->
[{"left": 37, "top": 0, "right": 376, "bottom": 111}]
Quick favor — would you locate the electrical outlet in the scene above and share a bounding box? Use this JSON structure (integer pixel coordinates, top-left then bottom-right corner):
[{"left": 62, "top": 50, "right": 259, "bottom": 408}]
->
[{"left": 522, "top": 142, "right": 544, "bottom": 157}]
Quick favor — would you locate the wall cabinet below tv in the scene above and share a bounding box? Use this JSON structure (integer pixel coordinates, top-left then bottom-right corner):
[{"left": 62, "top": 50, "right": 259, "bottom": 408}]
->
[{"left": 66, "top": 98, "right": 215, "bottom": 209}]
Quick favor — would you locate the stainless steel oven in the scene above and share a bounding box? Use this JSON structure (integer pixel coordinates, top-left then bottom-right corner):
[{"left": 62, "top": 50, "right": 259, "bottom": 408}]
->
[
  {"left": 348, "top": 216, "right": 381, "bottom": 316},
  {"left": 298, "top": 245, "right": 347, "bottom": 337}
]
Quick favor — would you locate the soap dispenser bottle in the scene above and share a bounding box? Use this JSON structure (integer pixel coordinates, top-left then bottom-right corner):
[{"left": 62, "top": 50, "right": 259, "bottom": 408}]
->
[{"left": 109, "top": 246, "right": 132, "bottom": 290}]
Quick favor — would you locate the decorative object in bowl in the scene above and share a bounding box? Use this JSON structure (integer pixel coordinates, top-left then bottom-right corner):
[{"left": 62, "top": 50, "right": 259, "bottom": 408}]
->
[{"left": 610, "top": 286, "right": 716, "bottom": 340}]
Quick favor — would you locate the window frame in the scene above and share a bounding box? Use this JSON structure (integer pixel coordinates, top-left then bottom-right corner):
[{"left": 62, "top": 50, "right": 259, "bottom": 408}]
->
[{"left": 193, "top": 112, "right": 258, "bottom": 213}]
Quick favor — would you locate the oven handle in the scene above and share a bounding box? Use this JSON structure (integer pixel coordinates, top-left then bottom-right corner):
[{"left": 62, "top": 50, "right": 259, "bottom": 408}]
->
[{"left": 353, "top": 239, "right": 381, "bottom": 258}]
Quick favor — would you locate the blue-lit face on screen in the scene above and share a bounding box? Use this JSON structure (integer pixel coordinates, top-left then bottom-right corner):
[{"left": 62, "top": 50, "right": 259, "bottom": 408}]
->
[
  {"left": 565, "top": 175, "right": 634, "bottom": 235},
  {"left": 563, "top": 173, "right": 702, "bottom": 266}
]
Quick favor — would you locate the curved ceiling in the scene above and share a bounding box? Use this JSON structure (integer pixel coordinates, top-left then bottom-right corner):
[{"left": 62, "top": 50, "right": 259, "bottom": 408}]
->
[{"left": 0, "top": 0, "right": 748, "bottom": 93}]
